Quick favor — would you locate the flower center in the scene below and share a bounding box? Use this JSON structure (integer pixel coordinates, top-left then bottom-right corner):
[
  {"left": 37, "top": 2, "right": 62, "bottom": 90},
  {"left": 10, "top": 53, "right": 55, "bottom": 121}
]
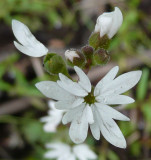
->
[{"left": 84, "top": 89, "right": 96, "bottom": 105}]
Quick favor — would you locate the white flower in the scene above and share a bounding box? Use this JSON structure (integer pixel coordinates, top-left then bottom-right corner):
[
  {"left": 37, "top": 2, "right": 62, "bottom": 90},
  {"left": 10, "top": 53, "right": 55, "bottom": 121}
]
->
[
  {"left": 45, "top": 142, "right": 97, "bottom": 160},
  {"left": 40, "top": 100, "right": 64, "bottom": 132},
  {"left": 35, "top": 66, "right": 142, "bottom": 148},
  {"left": 94, "top": 7, "right": 123, "bottom": 39},
  {"left": 65, "top": 50, "right": 80, "bottom": 63},
  {"left": 12, "top": 20, "right": 48, "bottom": 57}
]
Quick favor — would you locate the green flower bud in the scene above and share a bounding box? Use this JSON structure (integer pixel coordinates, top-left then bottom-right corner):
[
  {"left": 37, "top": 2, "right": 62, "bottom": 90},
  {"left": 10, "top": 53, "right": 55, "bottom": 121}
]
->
[
  {"left": 43, "top": 53, "right": 69, "bottom": 76},
  {"left": 89, "top": 32, "right": 110, "bottom": 50},
  {"left": 65, "top": 50, "right": 85, "bottom": 68},
  {"left": 82, "top": 45, "right": 94, "bottom": 60},
  {"left": 93, "top": 48, "right": 110, "bottom": 65}
]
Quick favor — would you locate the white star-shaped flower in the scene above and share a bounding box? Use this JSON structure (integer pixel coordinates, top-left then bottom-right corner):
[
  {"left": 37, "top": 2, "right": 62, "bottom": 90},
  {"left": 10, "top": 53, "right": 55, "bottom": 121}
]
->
[
  {"left": 45, "top": 142, "right": 97, "bottom": 160},
  {"left": 12, "top": 20, "right": 48, "bottom": 57},
  {"left": 36, "top": 66, "right": 142, "bottom": 148},
  {"left": 40, "top": 100, "right": 64, "bottom": 133},
  {"left": 94, "top": 7, "right": 123, "bottom": 39}
]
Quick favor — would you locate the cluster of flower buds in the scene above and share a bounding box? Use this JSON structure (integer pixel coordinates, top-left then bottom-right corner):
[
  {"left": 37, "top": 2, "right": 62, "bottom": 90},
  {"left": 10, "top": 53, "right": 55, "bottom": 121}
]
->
[
  {"left": 64, "top": 7, "right": 123, "bottom": 70},
  {"left": 12, "top": 7, "right": 123, "bottom": 75}
]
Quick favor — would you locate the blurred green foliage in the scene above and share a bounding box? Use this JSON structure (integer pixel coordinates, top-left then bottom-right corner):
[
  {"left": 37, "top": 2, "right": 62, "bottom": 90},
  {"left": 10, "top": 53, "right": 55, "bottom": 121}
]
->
[
  {"left": 0, "top": 0, "right": 78, "bottom": 30},
  {"left": 110, "top": 0, "right": 151, "bottom": 61},
  {"left": 0, "top": 54, "right": 41, "bottom": 97},
  {"left": 1, "top": 0, "right": 151, "bottom": 159}
]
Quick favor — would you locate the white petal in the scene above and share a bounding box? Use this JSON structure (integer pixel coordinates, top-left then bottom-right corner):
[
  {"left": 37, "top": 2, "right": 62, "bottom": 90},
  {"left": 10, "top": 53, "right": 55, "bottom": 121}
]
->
[
  {"left": 58, "top": 153, "right": 73, "bottom": 160},
  {"left": 35, "top": 81, "right": 74, "bottom": 101},
  {"left": 96, "top": 95, "right": 135, "bottom": 105},
  {"left": 94, "top": 66, "right": 119, "bottom": 96},
  {"left": 55, "top": 101, "right": 73, "bottom": 110},
  {"left": 95, "top": 103, "right": 130, "bottom": 121},
  {"left": 97, "top": 108, "right": 127, "bottom": 148},
  {"left": 72, "top": 98, "right": 84, "bottom": 108},
  {"left": 68, "top": 154, "right": 76, "bottom": 160},
  {"left": 85, "top": 105, "right": 94, "bottom": 124},
  {"left": 108, "top": 7, "right": 123, "bottom": 38},
  {"left": 74, "top": 66, "right": 91, "bottom": 92},
  {"left": 103, "top": 71, "right": 142, "bottom": 95},
  {"left": 40, "top": 108, "right": 63, "bottom": 133},
  {"left": 57, "top": 73, "right": 88, "bottom": 97},
  {"left": 12, "top": 20, "right": 48, "bottom": 57},
  {"left": 43, "top": 122, "right": 57, "bottom": 132},
  {"left": 44, "top": 150, "right": 59, "bottom": 159},
  {"left": 69, "top": 106, "right": 89, "bottom": 144},
  {"left": 45, "top": 143, "right": 72, "bottom": 159},
  {"left": 90, "top": 105, "right": 100, "bottom": 140},
  {"left": 48, "top": 100, "right": 56, "bottom": 109},
  {"left": 55, "top": 98, "right": 84, "bottom": 110},
  {"left": 14, "top": 41, "right": 46, "bottom": 57},
  {"left": 94, "top": 7, "right": 123, "bottom": 39},
  {"left": 73, "top": 144, "right": 97, "bottom": 160},
  {"left": 95, "top": 13, "right": 112, "bottom": 37},
  {"left": 12, "top": 20, "right": 33, "bottom": 45},
  {"left": 62, "top": 104, "right": 85, "bottom": 125},
  {"left": 46, "top": 143, "right": 67, "bottom": 149},
  {"left": 40, "top": 116, "right": 51, "bottom": 122}
]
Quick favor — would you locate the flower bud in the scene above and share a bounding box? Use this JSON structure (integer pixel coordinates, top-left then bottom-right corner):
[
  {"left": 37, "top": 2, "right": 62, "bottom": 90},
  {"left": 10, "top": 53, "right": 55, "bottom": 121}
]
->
[
  {"left": 93, "top": 48, "right": 110, "bottom": 65},
  {"left": 94, "top": 7, "right": 123, "bottom": 39},
  {"left": 44, "top": 53, "right": 68, "bottom": 76},
  {"left": 82, "top": 45, "right": 94, "bottom": 60},
  {"left": 89, "top": 32, "right": 110, "bottom": 50},
  {"left": 65, "top": 50, "right": 85, "bottom": 67}
]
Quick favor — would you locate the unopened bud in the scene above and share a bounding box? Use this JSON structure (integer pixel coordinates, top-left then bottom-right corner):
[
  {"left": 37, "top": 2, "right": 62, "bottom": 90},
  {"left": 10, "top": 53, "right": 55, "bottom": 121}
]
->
[
  {"left": 82, "top": 45, "right": 94, "bottom": 60},
  {"left": 89, "top": 32, "right": 110, "bottom": 50},
  {"left": 44, "top": 53, "right": 68, "bottom": 76},
  {"left": 65, "top": 50, "right": 85, "bottom": 67},
  {"left": 93, "top": 49, "right": 110, "bottom": 65},
  {"left": 94, "top": 7, "right": 123, "bottom": 39}
]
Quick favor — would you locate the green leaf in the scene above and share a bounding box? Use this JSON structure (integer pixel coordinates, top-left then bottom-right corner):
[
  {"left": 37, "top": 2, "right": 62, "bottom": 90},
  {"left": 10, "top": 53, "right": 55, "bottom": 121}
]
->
[{"left": 136, "top": 67, "right": 149, "bottom": 101}]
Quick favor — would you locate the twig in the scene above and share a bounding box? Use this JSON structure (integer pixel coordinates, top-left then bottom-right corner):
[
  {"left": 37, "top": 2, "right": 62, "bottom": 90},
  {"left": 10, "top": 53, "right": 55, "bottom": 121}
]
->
[{"left": 0, "top": 98, "right": 31, "bottom": 115}]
